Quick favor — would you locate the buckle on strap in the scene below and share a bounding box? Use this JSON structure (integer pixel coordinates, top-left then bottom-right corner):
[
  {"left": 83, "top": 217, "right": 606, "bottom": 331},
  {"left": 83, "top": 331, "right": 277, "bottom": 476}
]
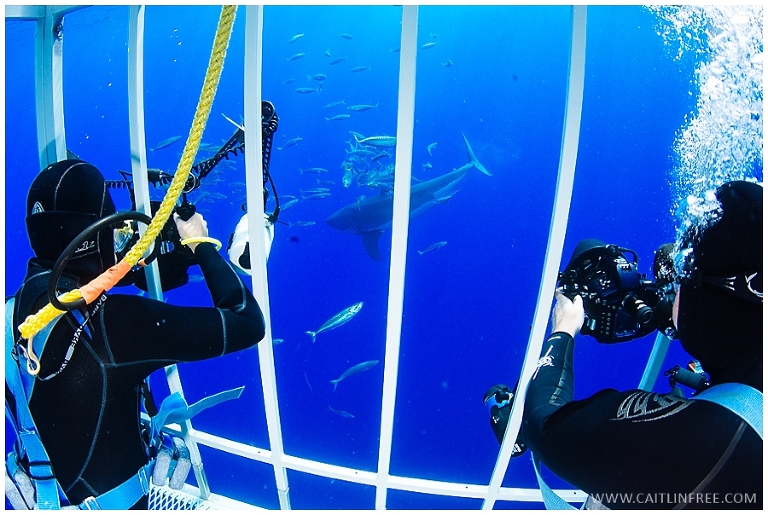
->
[
  {"left": 27, "top": 460, "right": 56, "bottom": 481},
  {"left": 80, "top": 496, "right": 100, "bottom": 510},
  {"left": 138, "top": 463, "right": 151, "bottom": 495}
]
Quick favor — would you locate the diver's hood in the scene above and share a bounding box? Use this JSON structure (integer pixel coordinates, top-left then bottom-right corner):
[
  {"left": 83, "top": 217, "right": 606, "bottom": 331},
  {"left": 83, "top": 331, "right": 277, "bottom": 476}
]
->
[
  {"left": 676, "top": 181, "right": 763, "bottom": 385},
  {"left": 26, "top": 160, "right": 117, "bottom": 283}
]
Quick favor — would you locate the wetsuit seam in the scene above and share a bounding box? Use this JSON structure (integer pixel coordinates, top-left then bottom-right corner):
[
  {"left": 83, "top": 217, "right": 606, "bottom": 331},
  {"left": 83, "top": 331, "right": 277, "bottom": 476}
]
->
[
  {"left": 98, "top": 306, "right": 116, "bottom": 364},
  {"left": 64, "top": 339, "right": 108, "bottom": 494},
  {"left": 218, "top": 308, "right": 227, "bottom": 356},
  {"left": 673, "top": 421, "right": 747, "bottom": 509}
]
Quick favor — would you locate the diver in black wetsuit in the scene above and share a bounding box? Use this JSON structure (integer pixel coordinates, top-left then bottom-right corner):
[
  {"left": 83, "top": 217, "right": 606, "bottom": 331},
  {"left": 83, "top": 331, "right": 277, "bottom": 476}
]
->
[
  {"left": 6, "top": 160, "right": 266, "bottom": 509},
  {"left": 488, "top": 180, "right": 762, "bottom": 509}
]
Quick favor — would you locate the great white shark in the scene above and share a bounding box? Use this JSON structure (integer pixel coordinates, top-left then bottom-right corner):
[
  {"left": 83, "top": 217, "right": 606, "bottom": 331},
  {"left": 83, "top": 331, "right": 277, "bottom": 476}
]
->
[{"left": 325, "top": 133, "right": 491, "bottom": 261}]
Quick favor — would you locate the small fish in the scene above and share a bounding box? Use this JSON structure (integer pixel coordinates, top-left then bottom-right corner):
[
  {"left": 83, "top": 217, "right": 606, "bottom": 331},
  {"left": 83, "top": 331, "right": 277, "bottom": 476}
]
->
[
  {"left": 306, "top": 301, "right": 363, "bottom": 342},
  {"left": 283, "top": 78, "right": 296, "bottom": 84},
  {"left": 278, "top": 137, "right": 303, "bottom": 150},
  {"left": 287, "top": 220, "right": 316, "bottom": 227},
  {"left": 354, "top": 134, "right": 397, "bottom": 147},
  {"left": 330, "top": 360, "right": 379, "bottom": 391},
  {"left": 346, "top": 103, "right": 378, "bottom": 112},
  {"left": 355, "top": 195, "right": 367, "bottom": 210},
  {"left": 427, "top": 142, "right": 437, "bottom": 156},
  {"left": 350, "top": 66, "right": 370, "bottom": 73},
  {"left": 299, "top": 167, "right": 328, "bottom": 174},
  {"left": 328, "top": 56, "right": 348, "bottom": 65},
  {"left": 324, "top": 48, "right": 331, "bottom": 57},
  {"left": 370, "top": 152, "right": 390, "bottom": 164},
  {"left": 295, "top": 85, "right": 322, "bottom": 94},
  {"left": 340, "top": 33, "right": 353, "bottom": 40},
  {"left": 288, "top": 33, "right": 304, "bottom": 44},
  {"left": 328, "top": 406, "right": 354, "bottom": 418},
  {"left": 422, "top": 162, "right": 433, "bottom": 170},
  {"left": 278, "top": 194, "right": 298, "bottom": 201},
  {"left": 300, "top": 188, "right": 330, "bottom": 194},
  {"left": 150, "top": 135, "right": 182, "bottom": 152},
  {"left": 390, "top": 47, "right": 400, "bottom": 53},
  {"left": 301, "top": 192, "right": 332, "bottom": 200},
  {"left": 281, "top": 198, "right": 299, "bottom": 211},
  {"left": 326, "top": 114, "right": 351, "bottom": 121},
  {"left": 317, "top": 179, "right": 335, "bottom": 186},
  {"left": 441, "top": 60, "right": 453, "bottom": 68},
  {"left": 307, "top": 73, "right": 327, "bottom": 81},
  {"left": 422, "top": 41, "right": 438, "bottom": 49},
  {"left": 418, "top": 241, "right": 447, "bottom": 255},
  {"left": 287, "top": 52, "right": 306, "bottom": 61},
  {"left": 272, "top": 338, "right": 284, "bottom": 345},
  {"left": 323, "top": 100, "right": 346, "bottom": 109},
  {"left": 304, "top": 371, "right": 313, "bottom": 392}
]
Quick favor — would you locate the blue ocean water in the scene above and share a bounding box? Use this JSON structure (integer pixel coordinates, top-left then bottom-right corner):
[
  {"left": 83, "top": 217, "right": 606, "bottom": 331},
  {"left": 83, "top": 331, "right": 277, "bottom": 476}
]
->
[{"left": 4, "top": 5, "right": 761, "bottom": 510}]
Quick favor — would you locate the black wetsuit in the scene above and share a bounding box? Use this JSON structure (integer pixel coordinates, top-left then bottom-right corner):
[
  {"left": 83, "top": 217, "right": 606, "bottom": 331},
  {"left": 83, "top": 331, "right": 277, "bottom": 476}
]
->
[
  {"left": 9, "top": 243, "right": 265, "bottom": 509},
  {"left": 522, "top": 332, "right": 763, "bottom": 510}
]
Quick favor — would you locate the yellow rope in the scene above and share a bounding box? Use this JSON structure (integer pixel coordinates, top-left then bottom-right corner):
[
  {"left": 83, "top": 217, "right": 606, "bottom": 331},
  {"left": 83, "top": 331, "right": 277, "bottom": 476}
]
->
[{"left": 18, "top": 5, "right": 238, "bottom": 346}]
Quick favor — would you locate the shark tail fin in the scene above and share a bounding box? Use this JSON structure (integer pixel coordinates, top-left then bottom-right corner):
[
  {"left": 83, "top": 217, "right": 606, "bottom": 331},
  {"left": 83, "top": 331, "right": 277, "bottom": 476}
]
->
[
  {"left": 330, "top": 380, "right": 339, "bottom": 391},
  {"left": 462, "top": 132, "right": 492, "bottom": 176},
  {"left": 306, "top": 331, "right": 317, "bottom": 343}
]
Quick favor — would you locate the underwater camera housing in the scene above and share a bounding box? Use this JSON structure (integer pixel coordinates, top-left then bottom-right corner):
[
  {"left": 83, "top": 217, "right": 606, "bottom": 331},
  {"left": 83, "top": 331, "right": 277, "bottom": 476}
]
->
[
  {"left": 112, "top": 200, "right": 197, "bottom": 293},
  {"left": 557, "top": 239, "right": 677, "bottom": 344}
]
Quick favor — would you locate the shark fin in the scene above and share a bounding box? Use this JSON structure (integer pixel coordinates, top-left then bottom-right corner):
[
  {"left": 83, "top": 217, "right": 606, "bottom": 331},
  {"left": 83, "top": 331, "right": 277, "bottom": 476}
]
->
[
  {"left": 361, "top": 231, "right": 383, "bottom": 262},
  {"left": 461, "top": 132, "right": 492, "bottom": 176}
]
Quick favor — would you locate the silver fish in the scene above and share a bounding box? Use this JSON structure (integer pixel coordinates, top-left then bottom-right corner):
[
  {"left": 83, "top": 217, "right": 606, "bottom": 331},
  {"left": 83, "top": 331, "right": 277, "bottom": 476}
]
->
[
  {"left": 330, "top": 360, "right": 379, "bottom": 391},
  {"left": 295, "top": 85, "right": 321, "bottom": 94},
  {"left": 288, "top": 33, "right": 304, "bottom": 44},
  {"left": 299, "top": 167, "right": 328, "bottom": 174},
  {"left": 281, "top": 198, "right": 299, "bottom": 211},
  {"left": 346, "top": 103, "right": 378, "bottom": 111},
  {"left": 300, "top": 188, "right": 330, "bottom": 194},
  {"left": 326, "top": 114, "right": 351, "bottom": 121},
  {"left": 287, "top": 52, "right": 306, "bottom": 61},
  {"left": 287, "top": 221, "right": 316, "bottom": 227},
  {"left": 323, "top": 100, "right": 346, "bottom": 109},
  {"left": 301, "top": 192, "right": 332, "bottom": 201},
  {"left": 306, "top": 301, "right": 363, "bottom": 342},
  {"left": 278, "top": 137, "right": 303, "bottom": 150},
  {"left": 427, "top": 142, "right": 437, "bottom": 156},
  {"left": 328, "top": 406, "right": 354, "bottom": 418},
  {"left": 307, "top": 73, "right": 327, "bottom": 81},
  {"left": 328, "top": 56, "right": 348, "bottom": 65},
  {"left": 442, "top": 60, "right": 453, "bottom": 68},
  {"left": 324, "top": 49, "right": 331, "bottom": 57},
  {"left": 272, "top": 338, "right": 284, "bottom": 345},
  {"left": 283, "top": 78, "right": 296, "bottom": 84},
  {"left": 350, "top": 66, "right": 370, "bottom": 73},
  {"left": 421, "top": 41, "right": 438, "bottom": 49},
  {"left": 354, "top": 134, "right": 396, "bottom": 147},
  {"left": 150, "top": 135, "right": 182, "bottom": 152},
  {"left": 340, "top": 33, "right": 353, "bottom": 40},
  {"left": 417, "top": 241, "right": 447, "bottom": 255}
]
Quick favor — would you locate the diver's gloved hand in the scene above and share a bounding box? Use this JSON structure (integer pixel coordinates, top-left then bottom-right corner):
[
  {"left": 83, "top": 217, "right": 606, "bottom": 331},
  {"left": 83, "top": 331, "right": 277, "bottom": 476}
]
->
[
  {"left": 551, "top": 289, "right": 585, "bottom": 338},
  {"left": 152, "top": 435, "right": 192, "bottom": 490},
  {"left": 174, "top": 212, "right": 208, "bottom": 252}
]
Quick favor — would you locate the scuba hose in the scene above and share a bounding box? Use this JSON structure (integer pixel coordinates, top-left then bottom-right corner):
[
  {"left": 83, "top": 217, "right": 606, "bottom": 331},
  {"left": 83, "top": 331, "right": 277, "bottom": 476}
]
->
[{"left": 18, "top": 5, "right": 238, "bottom": 371}]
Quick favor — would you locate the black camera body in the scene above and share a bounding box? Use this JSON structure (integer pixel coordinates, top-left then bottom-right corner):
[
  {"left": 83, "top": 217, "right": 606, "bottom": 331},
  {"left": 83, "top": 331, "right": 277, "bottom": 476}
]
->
[
  {"left": 558, "top": 239, "right": 675, "bottom": 344},
  {"left": 116, "top": 200, "right": 197, "bottom": 293}
]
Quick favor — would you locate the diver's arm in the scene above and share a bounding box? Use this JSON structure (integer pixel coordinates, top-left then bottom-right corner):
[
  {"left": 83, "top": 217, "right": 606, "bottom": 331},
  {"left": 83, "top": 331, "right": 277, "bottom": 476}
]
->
[{"left": 521, "top": 291, "right": 581, "bottom": 453}]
